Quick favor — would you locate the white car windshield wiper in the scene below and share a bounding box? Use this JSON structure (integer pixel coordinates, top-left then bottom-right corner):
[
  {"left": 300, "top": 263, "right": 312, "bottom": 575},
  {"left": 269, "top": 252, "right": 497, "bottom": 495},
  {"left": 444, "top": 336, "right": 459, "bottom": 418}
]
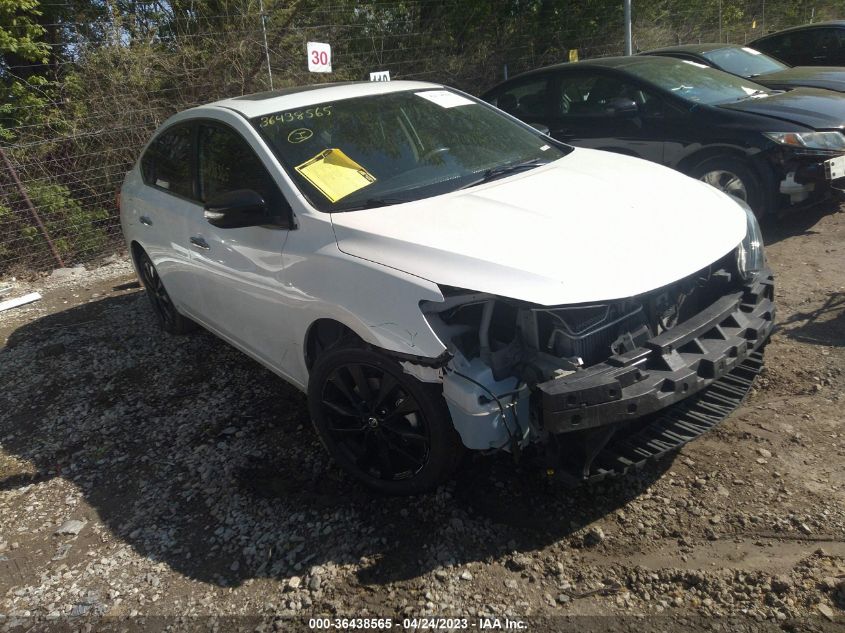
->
[{"left": 460, "top": 158, "right": 549, "bottom": 190}]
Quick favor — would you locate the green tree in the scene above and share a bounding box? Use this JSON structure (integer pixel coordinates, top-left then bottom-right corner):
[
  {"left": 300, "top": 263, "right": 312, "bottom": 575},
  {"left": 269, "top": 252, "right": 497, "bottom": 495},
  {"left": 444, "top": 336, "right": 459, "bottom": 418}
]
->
[
  {"left": 1, "top": 0, "right": 50, "bottom": 140},
  {"left": 0, "top": 0, "right": 47, "bottom": 64}
]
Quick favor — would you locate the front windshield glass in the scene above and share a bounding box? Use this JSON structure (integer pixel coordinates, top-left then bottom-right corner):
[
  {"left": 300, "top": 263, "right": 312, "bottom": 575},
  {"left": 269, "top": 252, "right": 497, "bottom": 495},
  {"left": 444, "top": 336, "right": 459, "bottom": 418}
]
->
[
  {"left": 625, "top": 58, "right": 774, "bottom": 105},
  {"left": 252, "top": 89, "right": 568, "bottom": 212},
  {"left": 703, "top": 46, "right": 788, "bottom": 77}
]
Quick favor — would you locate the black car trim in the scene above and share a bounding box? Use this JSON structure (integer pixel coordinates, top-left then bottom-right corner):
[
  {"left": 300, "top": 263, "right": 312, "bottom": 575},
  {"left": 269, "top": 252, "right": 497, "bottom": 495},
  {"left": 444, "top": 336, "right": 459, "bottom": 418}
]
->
[
  {"left": 538, "top": 269, "right": 774, "bottom": 434},
  {"left": 547, "top": 349, "right": 765, "bottom": 485}
]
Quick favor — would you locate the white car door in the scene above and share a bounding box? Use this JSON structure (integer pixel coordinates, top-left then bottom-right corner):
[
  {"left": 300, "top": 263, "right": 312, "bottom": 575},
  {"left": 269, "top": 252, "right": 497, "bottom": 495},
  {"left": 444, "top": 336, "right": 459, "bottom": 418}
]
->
[
  {"left": 131, "top": 122, "right": 205, "bottom": 317},
  {"left": 185, "top": 120, "right": 296, "bottom": 371}
]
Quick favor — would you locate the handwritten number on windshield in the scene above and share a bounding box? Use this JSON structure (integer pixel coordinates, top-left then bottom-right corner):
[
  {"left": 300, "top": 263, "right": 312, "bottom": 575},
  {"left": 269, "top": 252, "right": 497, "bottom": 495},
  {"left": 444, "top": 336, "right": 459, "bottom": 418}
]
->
[{"left": 260, "top": 106, "right": 333, "bottom": 128}]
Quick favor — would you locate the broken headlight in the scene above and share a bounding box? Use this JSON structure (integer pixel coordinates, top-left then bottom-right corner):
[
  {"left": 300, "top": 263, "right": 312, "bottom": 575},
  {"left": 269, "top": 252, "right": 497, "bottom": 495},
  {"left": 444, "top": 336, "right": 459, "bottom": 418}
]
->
[{"left": 735, "top": 201, "right": 765, "bottom": 280}]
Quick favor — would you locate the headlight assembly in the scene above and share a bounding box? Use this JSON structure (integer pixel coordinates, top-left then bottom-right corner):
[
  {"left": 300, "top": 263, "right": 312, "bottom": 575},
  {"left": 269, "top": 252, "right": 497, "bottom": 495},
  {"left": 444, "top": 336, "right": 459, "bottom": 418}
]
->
[
  {"left": 764, "top": 130, "right": 845, "bottom": 151},
  {"left": 735, "top": 200, "right": 766, "bottom": 280}
]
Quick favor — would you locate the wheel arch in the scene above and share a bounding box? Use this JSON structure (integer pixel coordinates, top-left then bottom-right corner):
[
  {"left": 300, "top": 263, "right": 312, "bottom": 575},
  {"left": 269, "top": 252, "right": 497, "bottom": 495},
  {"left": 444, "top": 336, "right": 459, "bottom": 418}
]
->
[
  {"left": 302, "top": 315, "right": 451, "bottom": 375},
  {"left": 677, "top": 146, "right": 753, "bottom": 175},
  {"left": 303, "top": 318, "right": 362, "bottom": 372},
  {"left": 129, "top": 240, "right": 146, "bottom": 277}
]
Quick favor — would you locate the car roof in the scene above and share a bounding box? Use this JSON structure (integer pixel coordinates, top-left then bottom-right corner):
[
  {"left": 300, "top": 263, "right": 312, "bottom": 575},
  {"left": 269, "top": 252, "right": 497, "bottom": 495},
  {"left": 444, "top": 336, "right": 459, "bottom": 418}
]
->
[
  {"left": 487, "top": 55, "right": 686, "bottom": 89},
  {"left": 207, "top": 80, "right": 445, "bottom": 118},
  {"left": 753, "top": 20, "right": 845, "bottom": 39},
  {"left": 645, "top": 43, "right": 743, "bottom": 55}
]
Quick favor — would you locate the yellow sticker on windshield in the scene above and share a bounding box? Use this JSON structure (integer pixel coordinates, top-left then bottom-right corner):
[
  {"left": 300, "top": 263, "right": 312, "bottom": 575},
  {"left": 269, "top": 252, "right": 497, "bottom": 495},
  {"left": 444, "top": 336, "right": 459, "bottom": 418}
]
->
[{"left": 295, "top": 149, "right": 376, "bottom": 203}]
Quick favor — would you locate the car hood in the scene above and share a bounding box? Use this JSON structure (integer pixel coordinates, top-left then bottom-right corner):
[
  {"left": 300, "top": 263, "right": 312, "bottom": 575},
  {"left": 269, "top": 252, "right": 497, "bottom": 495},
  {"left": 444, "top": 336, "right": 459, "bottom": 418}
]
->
[
  {"left": 717, "top": 87, "right": 845, "bottom": 129},
  {"left": 331, "top": 148, "right": 747, "bottom": 306},
  {"left": 756, "top": 66, "right": 845, "bottom": 93}
]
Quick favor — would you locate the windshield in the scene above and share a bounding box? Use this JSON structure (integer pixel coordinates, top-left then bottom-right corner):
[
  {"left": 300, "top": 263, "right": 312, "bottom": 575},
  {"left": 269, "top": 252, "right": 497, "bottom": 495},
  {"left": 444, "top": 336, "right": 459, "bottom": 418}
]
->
[
  {"left": 702, "top": 46, "right": 788, "bottom": 77},
  {"left": 625, "top": 58, "right": 775, "bottom": 105},
  {"left": 252, "top": 89, "right": 568, "bottom": 212}
]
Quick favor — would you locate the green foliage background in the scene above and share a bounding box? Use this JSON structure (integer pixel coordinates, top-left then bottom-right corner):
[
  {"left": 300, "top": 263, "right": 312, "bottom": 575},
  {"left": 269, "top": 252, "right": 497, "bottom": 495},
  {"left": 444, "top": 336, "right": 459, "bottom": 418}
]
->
[{"left": 0, "top": 0, "right": 841, "bottom": 272}]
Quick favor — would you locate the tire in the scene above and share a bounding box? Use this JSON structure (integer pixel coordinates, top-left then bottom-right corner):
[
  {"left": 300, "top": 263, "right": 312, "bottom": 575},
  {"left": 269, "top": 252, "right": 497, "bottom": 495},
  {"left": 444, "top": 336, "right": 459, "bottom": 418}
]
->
[
  {"left": 307, "top": 346, "right": 463, "bottom": 495},
  {"left": 688, "top": 156, "right": 768, "bottom": 219},
  {"left": 136, "top": 249, "right": 197, "bottom": 335}
]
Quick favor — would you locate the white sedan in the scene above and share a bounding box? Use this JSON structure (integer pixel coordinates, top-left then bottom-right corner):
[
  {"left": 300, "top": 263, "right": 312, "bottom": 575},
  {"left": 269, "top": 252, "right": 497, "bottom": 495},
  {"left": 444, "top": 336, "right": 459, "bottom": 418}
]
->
[{"left": 120, "top": 81, "right": 775, "bottom": 494}]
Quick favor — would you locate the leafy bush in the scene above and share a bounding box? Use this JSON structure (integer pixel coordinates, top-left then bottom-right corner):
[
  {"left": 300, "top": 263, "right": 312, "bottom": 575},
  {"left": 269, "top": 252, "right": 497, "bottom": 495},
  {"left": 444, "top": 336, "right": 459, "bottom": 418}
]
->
[{"left": 0, "top": 181, "right": 109, "bottom": 272}]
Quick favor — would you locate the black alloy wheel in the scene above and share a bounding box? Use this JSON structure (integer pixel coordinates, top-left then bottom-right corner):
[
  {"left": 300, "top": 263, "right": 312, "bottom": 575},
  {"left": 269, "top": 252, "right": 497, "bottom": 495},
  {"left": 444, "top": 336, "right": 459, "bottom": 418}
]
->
[
  {"left": 308, "top": 346, "right": 462, "bottom": 494},
  {"left": 136, "top": 249, "right": 196, "bottom": 334}
]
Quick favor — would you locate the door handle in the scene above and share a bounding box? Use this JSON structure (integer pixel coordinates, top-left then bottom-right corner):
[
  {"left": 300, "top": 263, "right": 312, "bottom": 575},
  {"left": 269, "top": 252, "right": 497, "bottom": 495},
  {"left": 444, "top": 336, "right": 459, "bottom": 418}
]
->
[
  {"left": 190, "top": 236, "right": 210, "bottom": 250},
  {"left": 139, "top": 216, "right": 153, "bottom": 226}
]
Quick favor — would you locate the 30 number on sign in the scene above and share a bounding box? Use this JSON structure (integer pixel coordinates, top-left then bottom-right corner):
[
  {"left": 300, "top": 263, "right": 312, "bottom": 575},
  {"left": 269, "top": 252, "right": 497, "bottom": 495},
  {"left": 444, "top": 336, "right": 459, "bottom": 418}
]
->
[{"left": 307, "top": 42, "right": 332, "bottom": 73}]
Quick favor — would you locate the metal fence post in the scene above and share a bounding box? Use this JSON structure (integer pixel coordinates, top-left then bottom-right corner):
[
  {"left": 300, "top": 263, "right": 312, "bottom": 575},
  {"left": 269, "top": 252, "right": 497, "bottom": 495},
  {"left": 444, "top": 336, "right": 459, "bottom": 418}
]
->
[
  {"left": 0, "top": 147, "right": 65, "bottom": 268},
  {"left": 624, "top": 0, "right": 633, "bottom": 55},
  {"left": 719, "top": 0, "right": 723, "bottom": 42},
  {"left": 259, "top": 0, "right": 274, "bottom": 90}
]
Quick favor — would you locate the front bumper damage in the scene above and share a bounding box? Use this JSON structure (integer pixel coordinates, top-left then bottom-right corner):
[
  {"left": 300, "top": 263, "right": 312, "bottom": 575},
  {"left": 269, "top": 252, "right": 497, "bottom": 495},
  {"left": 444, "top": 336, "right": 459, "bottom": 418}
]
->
[
  {"left": 539, "top": 269, "right": 774, "bottom": 432},
  {"left": 539, "top": 269, "right": 775, "bottom": 482},
  {"left": 427, "top": 264, "right": 775, "bottom": 483},
  {"left": 772, "top": 148, "right": 845, "bottom": 205}
]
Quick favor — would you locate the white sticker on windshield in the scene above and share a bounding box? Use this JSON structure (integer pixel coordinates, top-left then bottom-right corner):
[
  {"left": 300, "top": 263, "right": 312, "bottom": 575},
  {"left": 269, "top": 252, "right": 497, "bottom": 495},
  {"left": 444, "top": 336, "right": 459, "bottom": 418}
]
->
[
  {"left": 540, "top": 144, "right": 550, "bottom": 151},
  {"left": 742, "top": 47, "right": 762, "bottom": 55},
  {"left": 682, "top": 60, "right": 708, "bottom": 68},
  {"left": 415, "top": 90, "right": 474, "bottom": 108}
]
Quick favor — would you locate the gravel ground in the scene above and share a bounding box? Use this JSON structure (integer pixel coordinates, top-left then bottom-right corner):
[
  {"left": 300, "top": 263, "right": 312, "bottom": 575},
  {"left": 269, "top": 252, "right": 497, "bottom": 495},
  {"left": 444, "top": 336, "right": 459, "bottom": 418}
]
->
[{"left": 0, "top": 202, "right": 844, "bottom": 632}]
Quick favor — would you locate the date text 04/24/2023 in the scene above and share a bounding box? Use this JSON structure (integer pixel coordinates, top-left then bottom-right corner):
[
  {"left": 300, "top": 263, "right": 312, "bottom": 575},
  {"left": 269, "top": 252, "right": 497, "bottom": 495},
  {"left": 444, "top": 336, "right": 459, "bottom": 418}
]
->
[{"left": 307, "top": 617, "right": 529, "bottom": 630}]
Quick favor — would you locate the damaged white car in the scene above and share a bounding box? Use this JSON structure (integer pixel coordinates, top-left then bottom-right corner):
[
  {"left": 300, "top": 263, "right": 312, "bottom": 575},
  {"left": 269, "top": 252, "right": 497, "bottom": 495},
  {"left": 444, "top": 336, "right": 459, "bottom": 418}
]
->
[{"left": 120, "top": 81, "right": 775, "bottom": 494}]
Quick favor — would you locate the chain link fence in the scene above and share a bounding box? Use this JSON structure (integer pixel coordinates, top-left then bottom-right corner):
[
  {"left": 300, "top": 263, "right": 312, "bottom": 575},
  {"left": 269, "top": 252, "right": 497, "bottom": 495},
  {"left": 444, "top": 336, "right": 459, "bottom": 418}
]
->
[{"left": 0, "top": 0, "right": 841, "bottom": 276}]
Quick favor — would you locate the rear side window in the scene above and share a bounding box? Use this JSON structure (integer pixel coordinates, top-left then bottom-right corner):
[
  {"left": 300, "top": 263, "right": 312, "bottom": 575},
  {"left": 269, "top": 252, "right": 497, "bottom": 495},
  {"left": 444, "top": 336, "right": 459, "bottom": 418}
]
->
[
  {"left": 197, "top": 124, "right": 287, "bottom": 212},
  {"left": 489, "top": 77, "right": 551, "bottom": 120},
  {"left": 140, "top": 125, "right": 194, "bottom": 199}
]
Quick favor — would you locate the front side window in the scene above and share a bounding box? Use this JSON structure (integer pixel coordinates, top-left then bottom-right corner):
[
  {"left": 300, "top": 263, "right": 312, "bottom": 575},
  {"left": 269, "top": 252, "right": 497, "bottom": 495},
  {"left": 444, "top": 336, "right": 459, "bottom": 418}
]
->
[
  {"left": 556, "top": 73, "right": 663, "bottom": 116},
  {"left": 624, "top": 58, "right": 774, "bottom": 105},
  {"left": 252, "top": 89, "right": 569, "bottom": 212},
  {"left": 703, "top": 46, "right": 788, "bottom": 77},
  {"left": 140, "top": 125, "right": 194, "bottom": 199},
  {"left": 197, "top": 124, "right": 286, "bottom": 212}
]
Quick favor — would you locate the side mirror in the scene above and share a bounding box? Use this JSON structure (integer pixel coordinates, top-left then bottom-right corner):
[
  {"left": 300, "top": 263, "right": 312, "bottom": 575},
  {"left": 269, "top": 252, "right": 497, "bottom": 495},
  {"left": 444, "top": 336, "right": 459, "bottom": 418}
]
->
[
  {"left": 605, "top": 97, "right": 639, "bottom": 118},
  {"left": 529, "top": 122, "right": 551, "bottom": 135},
  {"left": 204, "top": 189, "right": 288, "bottom": 229}
]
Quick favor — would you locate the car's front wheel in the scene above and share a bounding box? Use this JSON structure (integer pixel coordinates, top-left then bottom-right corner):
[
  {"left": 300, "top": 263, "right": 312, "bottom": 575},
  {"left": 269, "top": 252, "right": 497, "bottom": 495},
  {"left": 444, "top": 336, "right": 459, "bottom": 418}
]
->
[
  {"left": 307, "top": 346, "right": 463, "bottom": 494},
  {"left": 689, "top": 156, "right": 767, "bottom": 218}
]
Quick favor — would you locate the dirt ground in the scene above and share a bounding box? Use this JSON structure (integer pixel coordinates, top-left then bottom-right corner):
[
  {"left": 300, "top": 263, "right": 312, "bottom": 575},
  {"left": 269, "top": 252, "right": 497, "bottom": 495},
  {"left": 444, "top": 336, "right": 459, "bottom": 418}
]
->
[{"left": 0, "top": 200, "right": 844, "bottom": 632}]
